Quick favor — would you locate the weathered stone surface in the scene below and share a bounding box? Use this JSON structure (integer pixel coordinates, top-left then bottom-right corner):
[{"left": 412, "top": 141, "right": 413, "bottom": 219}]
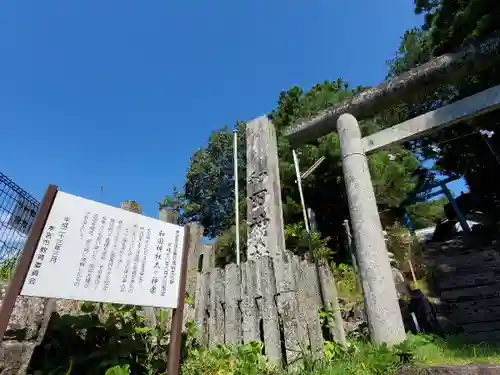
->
[
  {"left": 240, "top": 261, "right": 260, "bottom": 343},
  {"left": 208, "top": 268, "right": 225, "bottom": 346},
  {"left": 280, "top": 251, "right": 296, "bottom": 293},
  {"left": 275, "top": 256, "right": 301, "bottom": 364},
  {"left": 447, "top": 305, "right": 500, "bottom": 324},
  {"left": 0, "top": 341, "right": 36, "bottom": 375},
  {"left": 318, "top": 264, "right": 347, "bottom": 346},
  {"left": 438, "top": 271, "right": 500, "bottom": 290},
  {"left": 54, "top": 299, "right": 81, "bottom": 316},
  {"left": 276, "top": 292, "right": 300, "bottom": 364},
  {"left": 436, "top": 250, "right": 500, "bottom": 270},
  {"left": 362, "top": 85, "right": 500, "bottom": 154},
  {"left": 201, "top": 244, "right": 215, "bottom": 273},
  {"left": 0, "top": 283, "right": 47, "bottom": 341},
  {"left": 443, "top": 298, "right": 500, "bottom": 314},
  {"left": 120, "top": 201, "right": 142, "bottom": 214},
  {"left": 0, "top": 283, "right": 54, "bottom": 375},
  {"left": 302, "top": 263, "right": 323, "bottom": 355},
  {"left": 194, "top": 272, "right": 210, "bottom": 345},
  {"left": 258, "top": 257, "right": 282, "bottom": 365},
  {"left": 337, "top": 114, "right": 406, "bottom": 345},
  {"left": 224, "top": 264, "right": 242, "bottom": 344},
  {"left": 158, "top": 208, "right": 179, "bottom": 225},
  {"left": 441, "top": 284, "right": 500, "bottom": 302},
  {"left": 285, "top": 35, "right": 500, "bottom": 145},
  {"left": 422, "top": 238, "right": 500, "bottom": 340},
  {"left": 185, "top": 223, "right": 204, "bottom": 298},
  {"left": 246, "top": 116, "right": 287, "bottom": 292},
  {"left": 435, "top": 257, "right": 500, "bottom": 274},
  {"left": 290, "top": 256, "right": 311, "bottom": 351}
]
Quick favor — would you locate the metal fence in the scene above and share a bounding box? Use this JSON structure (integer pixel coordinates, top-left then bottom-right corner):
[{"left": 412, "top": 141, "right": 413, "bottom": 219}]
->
[{"left": 0, "top": 172, "right": 39, "bottom": 262}]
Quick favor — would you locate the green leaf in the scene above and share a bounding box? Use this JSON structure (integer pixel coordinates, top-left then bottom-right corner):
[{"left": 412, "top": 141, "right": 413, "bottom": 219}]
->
[
  {"left": 134, "top": 326, "right": 153, "bottom": 334},
  {"left": 104, "top": 364, "right": 131, "bottom": 375},
  {"left": 64, "top": 359, "right": 73, "bottom": 375},
  {"left": 81, "top": 302, "right": 96, "bottom": 314}
]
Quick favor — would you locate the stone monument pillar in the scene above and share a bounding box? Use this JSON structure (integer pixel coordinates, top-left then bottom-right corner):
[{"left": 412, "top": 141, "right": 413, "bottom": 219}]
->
[
  {"left": 120, "top": 200, "right": 142, "bottom": 214},
  {"left": 246, "top": 115, "right": 287, "bottom": 290}
]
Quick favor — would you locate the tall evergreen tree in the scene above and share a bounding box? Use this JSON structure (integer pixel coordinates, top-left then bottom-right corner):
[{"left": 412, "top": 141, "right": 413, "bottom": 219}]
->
[
  {"left": 165, "top": 80, "right": 430, "bottom": 264},
  {"left": 387, "top": 0, "right": 500, "bottom": 220}
]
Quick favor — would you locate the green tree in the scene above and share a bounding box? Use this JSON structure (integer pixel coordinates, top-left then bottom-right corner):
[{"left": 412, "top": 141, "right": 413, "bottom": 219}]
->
[
  {"left": 169, "top": 79, "right": 425, "bottom": 265},
  {"left": 407, "top": 198, "right": 447, "bottom": 229},
  {"left": 179, "top": 122, "right": 247, "bottom": 238},
  {"left": 387, "top": 1, "right": 500, "bottom": 221}
]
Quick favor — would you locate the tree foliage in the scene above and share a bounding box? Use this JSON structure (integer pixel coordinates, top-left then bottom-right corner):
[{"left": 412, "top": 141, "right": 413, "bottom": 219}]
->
[
  {"left": 407, "top": 198, "right": 447, "bottom": 229},
  {"left": 161, "top": 1, "right": 500, "bottom": 263},
  {"left": 166, "top": 79, "right": 434, "bottom": 264},
  {"left": 177, "top": 122, "right": 247, "bottom": 237},
  {"left": 387, "top": 0, "right": 500, "bottom": 221}
]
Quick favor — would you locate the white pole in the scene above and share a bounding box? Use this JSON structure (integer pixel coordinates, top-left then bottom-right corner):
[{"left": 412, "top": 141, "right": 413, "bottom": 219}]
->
[
  {"left": 234, "top": 130, "right": 241, "bottom": 265},
  {"left": 292, "top": 150, "right": 310, "bottom": 234}
]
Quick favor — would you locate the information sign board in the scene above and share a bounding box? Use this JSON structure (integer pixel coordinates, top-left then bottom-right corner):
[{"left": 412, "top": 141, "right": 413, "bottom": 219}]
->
[{"left": 20, "top": 192, "right": 185, "bottom": 308}]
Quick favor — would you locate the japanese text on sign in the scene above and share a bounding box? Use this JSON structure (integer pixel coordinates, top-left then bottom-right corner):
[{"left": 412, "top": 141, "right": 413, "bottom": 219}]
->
[{"left": 20, "top": 191, "right": 185, "bottom": 309}]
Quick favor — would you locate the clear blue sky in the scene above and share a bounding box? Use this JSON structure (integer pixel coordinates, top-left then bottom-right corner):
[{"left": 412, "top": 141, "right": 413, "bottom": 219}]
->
[{"left": 0, "top": 0, "right": 430, "bottom": 218}]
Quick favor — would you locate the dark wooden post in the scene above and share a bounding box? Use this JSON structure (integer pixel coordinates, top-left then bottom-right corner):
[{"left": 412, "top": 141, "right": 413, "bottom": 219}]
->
[
  {"left": 0, "top": 185, "right": 58, "bottom": 340},
  {"left": 167, "top": 224, "right": 191, "bottom": 375}
]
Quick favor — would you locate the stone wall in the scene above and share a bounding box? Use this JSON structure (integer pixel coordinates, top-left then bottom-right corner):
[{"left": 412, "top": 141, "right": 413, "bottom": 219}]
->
[
  {"left": 0, "top": 285, "right": 82, "bottom": 375},
  {"left": 194, "top": 251, "right": 344, "bottom": 366},
  {"left": 0, "top": 283, "right": 52, "bottom": 375},
  {"left": 424, "top": 237, "right": 500, "bottom": 342}
]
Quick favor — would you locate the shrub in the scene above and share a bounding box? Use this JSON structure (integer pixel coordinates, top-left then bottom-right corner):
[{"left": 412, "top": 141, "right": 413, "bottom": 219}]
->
[
  {"left": 284, "top": 222, "right": 332, "bottom": 261},
  {"left": 331, "top": 263, "right": 362, "bottom": 303},
  {"left": 29, "top": 303, "right": 175, "bottom": 375},
  {"left": 181, "top": 342, "right": 275, "bottom": 375}
]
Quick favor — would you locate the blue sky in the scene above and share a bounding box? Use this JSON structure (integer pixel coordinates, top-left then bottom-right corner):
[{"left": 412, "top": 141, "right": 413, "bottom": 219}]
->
[{"left": 0, "top": 0, "right": 438, "bottom": 218}]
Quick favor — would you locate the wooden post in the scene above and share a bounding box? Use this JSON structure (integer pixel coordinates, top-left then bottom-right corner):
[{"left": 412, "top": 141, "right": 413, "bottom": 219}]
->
[
  {"left": 0, "top": 185, "right": 58, "bottom": 340},
  {"left": 167, "top": 224, "right": 191, "bottom": 375}
]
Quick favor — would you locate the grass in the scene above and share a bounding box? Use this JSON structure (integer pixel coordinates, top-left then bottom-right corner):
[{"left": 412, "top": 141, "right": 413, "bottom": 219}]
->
[
  {"left": 180, "top": 335, "right": 500, "bottom": 375},
  {"left": 288, "top": 335, "right": 500, "bottom": 374},
  {"left": 409, "top": 335, "right": 500, "bottom": 366}
]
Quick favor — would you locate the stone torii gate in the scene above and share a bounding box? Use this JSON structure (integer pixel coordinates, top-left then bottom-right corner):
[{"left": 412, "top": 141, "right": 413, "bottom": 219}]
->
[{"left": 281, "top": 35, "right": 500, "bottom": 345}]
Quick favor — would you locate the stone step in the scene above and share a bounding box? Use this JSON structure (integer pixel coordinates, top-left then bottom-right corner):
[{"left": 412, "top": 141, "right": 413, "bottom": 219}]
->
[
  {"left": 431, "top": 254, "right": 500, "bottom": 275},
  {"left": 445, "top": 305, "right": 500, "bottom": 324},
  {"left": 425, "top": 241, "right": 499, "bottom": 255},
  {"left": 461, "top": 320, "right": 500, "bottom": 333},
  {"left": 433, "top": 259, "right": 500, "bottom": 275},
  {"left": 438, "top": 271, "right": 500, "bottom": 290},
  {"left": 441, "top": 284, "right": 500, "bottom": 302},
  {"left": 442, "top": 297, "right": 500, "bottom": 312},
  {"left": 435, "top": 249, "right": 500, "bottom": 267}
]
